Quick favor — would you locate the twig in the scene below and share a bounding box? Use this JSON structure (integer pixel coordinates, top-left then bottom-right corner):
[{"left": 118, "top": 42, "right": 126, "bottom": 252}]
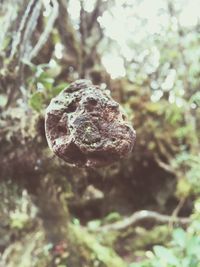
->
[
  {"left": 87, "top": 0, "right": 106, "bottom": 34},
  {"left": 21, "top": 0, "right": 42, "bottom": 60},
  {"left": 19, "top": 0, "right": 42, "bottom": 87},
  {"left": 9, "top": 0, "right": 37, "bottom": 60},
  {"left": 79, "top": 0, "right": 86, "bottom": 47},
  {"left": 0, "top": 3, "right": 16, "bottom": 51},
  {"left": 56, "top": 0, "right": 81, "bottom": 66},
  {"left": 169, "top": 198, "right": 186, "bottom": 229},
  {"left": 94, "top": 210, "right": 191, "bottom": 232},
  {"left": 28, "top": 0, "right": 59, "bottom": 61},
  {"left": 155, "top": 155, "right": 175, "bottom": 174}
]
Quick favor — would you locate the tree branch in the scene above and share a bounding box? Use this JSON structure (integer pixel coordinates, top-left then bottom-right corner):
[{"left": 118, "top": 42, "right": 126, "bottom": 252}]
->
[
  {"left": 56, "top": 0, "right": 81, "bottom": 70},
  {"left": 94, "top": 210, "right": 191, "bottom": 232},
  {"left": 29, "top": 0, "right": 59, "bottom": 61},
  {"left": 154, "top": 155, "right": 175, "bottom": 174},
  {"left": 9, "top": 0, "right": 38, "bottom": 61},
  {"left": 21, "top": 0, "right": 42, "bottom": 60}
]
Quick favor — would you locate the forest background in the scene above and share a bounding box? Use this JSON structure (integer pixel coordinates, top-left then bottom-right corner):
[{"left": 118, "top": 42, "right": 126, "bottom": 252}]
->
[{"left": 0, "top": 0, "right": 200, "bottom": 266}]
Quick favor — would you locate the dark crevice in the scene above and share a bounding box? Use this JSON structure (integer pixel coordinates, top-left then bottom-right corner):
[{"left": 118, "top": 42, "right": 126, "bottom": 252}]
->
[
  {"left": 87, "top": 99, "right": 98, "bottom": 106},
  {"left": 66, "top": 143, "right": 86, "bottom": 164},
  {"left": 66, "top": 101, "right": 78, "bottom": 113}
]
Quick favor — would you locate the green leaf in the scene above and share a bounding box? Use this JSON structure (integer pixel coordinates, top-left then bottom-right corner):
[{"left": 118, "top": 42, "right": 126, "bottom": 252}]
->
[
  {"left": 52, "top": 83, "right": 69, "bottom": 96},
  {"left": 40, "top": 77, "right": 54, "bottom": 90},
  {"left": 172, "top": 228, "right": 186, "bottom": 248},
  {"left": 190, "top": 92, "right": 200, "bottom": 107},
  {"left": 29, "top": 91, "right": 44, "bottom": 112},
  {"left": 186, "top": 236, "right": 200, "bottom": 256},
  {"left": 104, "top": 212, "right": 121, "bottom": 223},
  {"left": 153, "top": 245, "right": 179, "bottom": 265},
  {"left": 87, "top": 219, "right": 101, "bottom": 230},
  {"left": 10, "top": 211, "right": 29, "bottom": 229},
  {"left": 0, "top": 94, "right": 7, "bottom": 107}
]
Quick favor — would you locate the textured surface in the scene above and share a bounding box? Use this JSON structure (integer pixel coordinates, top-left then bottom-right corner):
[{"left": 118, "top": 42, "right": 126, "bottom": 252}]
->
[{"left": 45, "top": 80, "right": 136, "bottom": 167}]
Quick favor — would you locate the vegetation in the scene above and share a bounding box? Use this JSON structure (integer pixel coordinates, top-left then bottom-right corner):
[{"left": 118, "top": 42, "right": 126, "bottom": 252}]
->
[{"left": 0, "top": 0, "right": 199, "bottom": 266}]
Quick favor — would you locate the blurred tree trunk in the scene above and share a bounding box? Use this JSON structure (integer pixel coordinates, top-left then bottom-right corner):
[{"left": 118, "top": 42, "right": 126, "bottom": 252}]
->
[{"left": 0, "top": 1, "right": 111, "bottom": 265}]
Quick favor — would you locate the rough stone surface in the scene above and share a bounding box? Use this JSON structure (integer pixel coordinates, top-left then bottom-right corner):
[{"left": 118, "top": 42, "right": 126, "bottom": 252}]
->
[{"left": 45, "top": 79, "right": 136, "bottom": 167}]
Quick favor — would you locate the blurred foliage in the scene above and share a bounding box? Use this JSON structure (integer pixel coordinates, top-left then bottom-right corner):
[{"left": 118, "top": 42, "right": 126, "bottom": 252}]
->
[
  {"left": 0, "top": 0, "right": 199, "bottom": 266},
  {"left": 129, "top": 199, "right": 200, "bottom": 266},
  {"left": 28, "top": 62, "right": 69, "bottom": 112}
]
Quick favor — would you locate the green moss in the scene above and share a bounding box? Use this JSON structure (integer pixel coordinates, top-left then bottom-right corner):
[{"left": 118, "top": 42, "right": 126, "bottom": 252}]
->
[{"left": 70, "top": 224, "right": 127, "bottom": 267}]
